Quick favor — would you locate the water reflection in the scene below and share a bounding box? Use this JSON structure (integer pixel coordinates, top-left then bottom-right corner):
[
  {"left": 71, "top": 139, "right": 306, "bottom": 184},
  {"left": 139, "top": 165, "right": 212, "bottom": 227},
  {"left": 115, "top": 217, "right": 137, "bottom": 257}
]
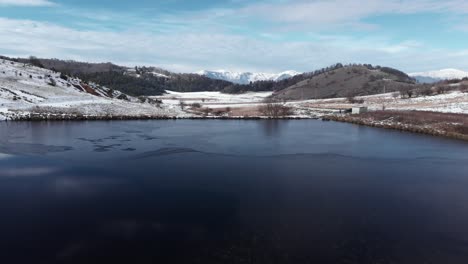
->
[{"left": 258, "top": 120, "right": 289, "bottom": 137}]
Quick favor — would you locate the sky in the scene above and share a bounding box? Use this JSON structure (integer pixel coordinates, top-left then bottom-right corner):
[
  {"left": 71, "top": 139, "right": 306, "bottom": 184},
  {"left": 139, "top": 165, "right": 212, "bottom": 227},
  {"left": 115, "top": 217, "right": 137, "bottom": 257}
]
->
[{"left": 0, "top": 0, "right": 468, "bottom": 73}]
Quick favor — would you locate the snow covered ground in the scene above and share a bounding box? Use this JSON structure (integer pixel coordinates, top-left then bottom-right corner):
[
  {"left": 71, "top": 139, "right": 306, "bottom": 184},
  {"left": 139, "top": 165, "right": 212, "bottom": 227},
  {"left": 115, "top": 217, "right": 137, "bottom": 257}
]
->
[
  {"left": 155, "top": 90, "right": 273, "bottom": 108},
  {"left": 154, "top": 89, "right": 468, "bottom": 117},
  {"left": 0, "top": 59, "right": 187, "bottom": 120},
  {"left": 292, "top": 91, "right": 468, "bottom": 114}
]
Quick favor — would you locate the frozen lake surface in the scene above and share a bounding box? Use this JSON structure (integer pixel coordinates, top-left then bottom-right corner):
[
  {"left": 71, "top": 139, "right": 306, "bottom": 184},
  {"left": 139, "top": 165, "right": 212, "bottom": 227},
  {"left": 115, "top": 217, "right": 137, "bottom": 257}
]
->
[{"left": 0, "top": 120, "right": 468, "bottom": 263}]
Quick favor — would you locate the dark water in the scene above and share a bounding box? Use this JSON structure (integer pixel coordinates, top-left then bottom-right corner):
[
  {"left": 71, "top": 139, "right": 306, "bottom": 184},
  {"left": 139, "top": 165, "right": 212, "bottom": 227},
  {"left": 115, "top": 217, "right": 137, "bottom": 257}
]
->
[{"left": 1, "top": 120, "right": 468, "bottom": 264}]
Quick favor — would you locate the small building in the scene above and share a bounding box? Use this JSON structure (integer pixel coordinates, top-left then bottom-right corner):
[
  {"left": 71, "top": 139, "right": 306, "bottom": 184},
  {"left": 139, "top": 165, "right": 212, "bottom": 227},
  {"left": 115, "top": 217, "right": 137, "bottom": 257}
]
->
[{"left": 352, "top": 107, "right": 368, "bottom": 114}]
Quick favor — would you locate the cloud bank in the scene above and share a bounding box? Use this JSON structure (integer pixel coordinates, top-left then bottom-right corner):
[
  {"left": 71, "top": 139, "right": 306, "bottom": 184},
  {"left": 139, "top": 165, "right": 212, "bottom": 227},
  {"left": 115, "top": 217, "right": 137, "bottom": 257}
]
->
[
  {"left": 0, "top": 0, "right": 55, "bottom": 7},
  {"left": 0, "top": 0, "right": 467, "bottom": 72}
]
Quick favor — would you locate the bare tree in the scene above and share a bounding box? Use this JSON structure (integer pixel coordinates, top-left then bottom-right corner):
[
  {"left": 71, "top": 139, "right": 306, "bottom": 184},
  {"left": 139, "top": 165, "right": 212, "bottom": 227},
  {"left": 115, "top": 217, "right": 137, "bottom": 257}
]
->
[
  {"left": 347, "top": 95, "right": 364, "bottom": 104},
  {"left": 179, "top": 100, "right": 186, "bottom": 110},
  {"left": 435, "top": 86, "right": 448, "bottom": 94},
  {"left": 29, "top": 56, "right": 44, "bottom": 68},
  {"left": 417, "top": 86, "right": 433, "bottom": 97},
  {"left": 258, "top": 98, "right": 294, "bottom": 117},
  {"left": 399, "top": 88, "right": 414, "bottom": 99}
]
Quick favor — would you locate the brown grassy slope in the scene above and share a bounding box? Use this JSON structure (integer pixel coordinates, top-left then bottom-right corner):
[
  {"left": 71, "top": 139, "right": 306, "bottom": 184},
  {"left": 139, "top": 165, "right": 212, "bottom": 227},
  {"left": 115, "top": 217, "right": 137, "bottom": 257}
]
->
[
  {"left": 273, "top": 65, "right": 416, "bottom": 100},
  {"left": 329, "top": 111, "right": 468, "bottom": 141}
]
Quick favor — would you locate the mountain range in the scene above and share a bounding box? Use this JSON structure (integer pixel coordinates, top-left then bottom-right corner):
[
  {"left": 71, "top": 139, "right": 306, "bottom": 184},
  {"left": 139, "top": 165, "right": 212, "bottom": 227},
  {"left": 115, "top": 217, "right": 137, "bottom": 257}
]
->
[
  {"left": 409, "top": 69, "right": 468, "bottom": 83},
  {"left": 196, "top": 70, "right": 301, "bottom": 84},
  {"left": 198, "top": 68, "right": 468, "bottom": 85}
]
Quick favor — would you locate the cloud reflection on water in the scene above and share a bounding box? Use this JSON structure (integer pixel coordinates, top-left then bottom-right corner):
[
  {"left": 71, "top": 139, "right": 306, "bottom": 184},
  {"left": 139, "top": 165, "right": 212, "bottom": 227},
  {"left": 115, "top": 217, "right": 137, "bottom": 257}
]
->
[{"left": 0, "top": 167, "right": 59, "bottom": 177}]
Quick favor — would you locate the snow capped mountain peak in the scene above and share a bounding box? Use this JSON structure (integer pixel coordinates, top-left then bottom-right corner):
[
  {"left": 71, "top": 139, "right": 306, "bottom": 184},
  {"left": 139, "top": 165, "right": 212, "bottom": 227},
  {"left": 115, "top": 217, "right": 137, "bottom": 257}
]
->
[
  {"left": 409, "top": 69, "right": 468, "bottom": 83},
  {"left": 196, "top": 70, "right": 301, "bottom": 84}
]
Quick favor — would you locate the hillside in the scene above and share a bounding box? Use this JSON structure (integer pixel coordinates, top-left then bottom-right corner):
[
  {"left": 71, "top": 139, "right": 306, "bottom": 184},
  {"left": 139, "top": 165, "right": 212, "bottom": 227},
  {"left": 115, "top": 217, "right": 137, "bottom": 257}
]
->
[
  {"left": 0, "top": 58, "right": 185, "bottom": 120},
  {"left": 9, "top": 57, "right": 235, "bottom": 96},
  {"left": 273, "top": 65, "right": 416, "bottom": 100}
]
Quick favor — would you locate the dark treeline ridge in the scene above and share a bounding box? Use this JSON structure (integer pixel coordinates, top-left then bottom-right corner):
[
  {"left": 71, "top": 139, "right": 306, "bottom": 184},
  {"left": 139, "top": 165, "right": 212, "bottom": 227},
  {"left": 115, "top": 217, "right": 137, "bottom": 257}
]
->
[{"left": 75, "top": 71, "right": 236, "bottom": 96}]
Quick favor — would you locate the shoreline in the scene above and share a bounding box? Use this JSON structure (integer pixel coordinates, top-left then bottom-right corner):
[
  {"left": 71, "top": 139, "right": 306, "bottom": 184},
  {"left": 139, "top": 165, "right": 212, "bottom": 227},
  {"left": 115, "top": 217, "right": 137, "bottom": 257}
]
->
[
  {"left": 2, "top": 111, "right": 467, "bottom": 143},
  {"left": 327, "top": 111, "right": 468, "bottom": 142},
  {"left": 1, "top": 113, "right": 320, "bottom": 122}
]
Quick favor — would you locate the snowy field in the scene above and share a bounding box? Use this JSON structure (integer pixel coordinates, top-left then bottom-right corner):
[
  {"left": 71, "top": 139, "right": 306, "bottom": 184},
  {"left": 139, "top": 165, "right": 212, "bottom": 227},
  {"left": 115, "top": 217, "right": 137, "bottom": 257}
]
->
[
  {"left": 154, "top": 89, "right": 468, "bottom": 116},
  {"left": 291, "top": 91, "right": 468, "bottom": 114},
  {"left": 154, "top": 90, "right": 273, "bottom": 108}
]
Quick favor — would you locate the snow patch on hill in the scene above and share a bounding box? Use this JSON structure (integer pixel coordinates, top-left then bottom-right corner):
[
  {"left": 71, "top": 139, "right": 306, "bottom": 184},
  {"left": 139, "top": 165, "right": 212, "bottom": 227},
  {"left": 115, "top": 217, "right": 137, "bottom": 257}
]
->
[
  {"left": 196, "top": 70, "right": 301, "bottom": 84},
  {"left": 0, "top": 59, "right": 186, "bottom": 120}
]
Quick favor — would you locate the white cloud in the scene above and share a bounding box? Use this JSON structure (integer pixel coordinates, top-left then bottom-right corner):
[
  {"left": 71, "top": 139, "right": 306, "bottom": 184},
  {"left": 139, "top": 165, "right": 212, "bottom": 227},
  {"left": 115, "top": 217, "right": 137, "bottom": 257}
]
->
[
  {"left": 1, "top": 17, "right": 468, "bottom": 73},
  {"left": 0, "top": 0, "right": 55, "bottom": 6},
  {"left": 240, "top": 0, "right": 468, "bottom": 29}
]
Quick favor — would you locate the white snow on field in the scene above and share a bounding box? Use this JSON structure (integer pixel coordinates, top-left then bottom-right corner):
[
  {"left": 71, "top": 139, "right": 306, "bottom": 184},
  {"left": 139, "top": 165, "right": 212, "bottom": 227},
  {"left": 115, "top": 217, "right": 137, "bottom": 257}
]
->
[
  {"left": 0, "top": 59, "right": 187, "bottom": 120},
  {"left": 290, "top": 91, "right": 468, "bottom": 114},
  {"left": 154, "top": 90, "right": 273, "bottom": 108},
  {"left": 155, "top": 89, "right": 468, "bottom": 115}
]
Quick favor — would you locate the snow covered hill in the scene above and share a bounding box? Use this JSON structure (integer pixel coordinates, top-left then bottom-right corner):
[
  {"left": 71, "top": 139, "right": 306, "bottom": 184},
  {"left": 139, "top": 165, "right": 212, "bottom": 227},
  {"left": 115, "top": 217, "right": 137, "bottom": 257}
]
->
[
  {"left": 410, "top": 69, "right": 468, "bottom": 83},
  {"left": 196, "top": 70, "right": 301, "bottom": 84},
  {"left": 0, "top": 59, "right": 185, "bottom": 120}
]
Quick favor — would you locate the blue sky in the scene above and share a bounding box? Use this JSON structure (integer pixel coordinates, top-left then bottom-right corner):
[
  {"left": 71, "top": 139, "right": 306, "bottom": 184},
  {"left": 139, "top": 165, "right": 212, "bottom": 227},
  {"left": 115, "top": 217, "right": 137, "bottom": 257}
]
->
[{"left": 0, "top": 0, "right": 468, "bottom": 73}]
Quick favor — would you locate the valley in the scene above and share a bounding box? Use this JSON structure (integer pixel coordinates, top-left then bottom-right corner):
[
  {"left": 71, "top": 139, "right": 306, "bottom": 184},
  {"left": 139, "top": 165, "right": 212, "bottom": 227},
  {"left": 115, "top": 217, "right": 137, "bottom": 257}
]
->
[{"left": 1, "top": 56, "right": 467, "bottom": 140}]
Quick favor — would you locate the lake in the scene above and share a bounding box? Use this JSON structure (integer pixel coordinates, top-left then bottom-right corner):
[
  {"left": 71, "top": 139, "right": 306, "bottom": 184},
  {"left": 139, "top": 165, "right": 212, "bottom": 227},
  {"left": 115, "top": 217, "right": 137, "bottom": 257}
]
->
[{"left": 1, "top": 120, "right": 468, "bottom": 264}]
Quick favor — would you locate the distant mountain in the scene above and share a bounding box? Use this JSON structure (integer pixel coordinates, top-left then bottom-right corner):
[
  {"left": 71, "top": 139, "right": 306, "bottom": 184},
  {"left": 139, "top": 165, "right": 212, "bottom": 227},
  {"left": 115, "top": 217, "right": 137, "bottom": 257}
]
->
[
  {"left": 409, "top": 69, "right": 468, "bottom": 83},
  {"left": 196, "top": 70, "right": 301, "bottom": 84},
  {"left": 273, "top": 64, "right": 417, "bottom": 100}
]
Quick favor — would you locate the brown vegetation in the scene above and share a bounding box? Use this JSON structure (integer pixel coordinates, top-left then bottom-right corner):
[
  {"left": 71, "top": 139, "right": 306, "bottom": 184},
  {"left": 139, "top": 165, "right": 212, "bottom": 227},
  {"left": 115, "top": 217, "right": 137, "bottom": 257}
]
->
[
  {"left": 81, "top": 83, "right": 100, "bottom": 96},
  {"left": 273, "top": 65, "right": 416, "bottom": 101},
  {"left": 258, "top": 99, "right": 294, "bottom": 117},
  {"left": 191, "top": 103, "right": 202, "bottom": 109},
  {"left": 328, "top": 111, "right": 468, "bottom": 141},
  {"left": 461, "top": 84, "right": 468, "bottom": 93},
  {"left": 401, "top": 82, "right": 466, "bottom": 99}
]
